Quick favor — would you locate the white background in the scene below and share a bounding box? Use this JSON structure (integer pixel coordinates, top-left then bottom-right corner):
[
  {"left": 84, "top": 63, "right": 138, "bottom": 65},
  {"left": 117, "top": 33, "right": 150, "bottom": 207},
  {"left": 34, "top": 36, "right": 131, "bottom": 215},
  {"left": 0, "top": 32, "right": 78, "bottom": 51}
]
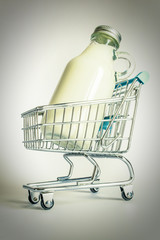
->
[{"left": 0, "top": 0, "right": 159, "bottom": 240}]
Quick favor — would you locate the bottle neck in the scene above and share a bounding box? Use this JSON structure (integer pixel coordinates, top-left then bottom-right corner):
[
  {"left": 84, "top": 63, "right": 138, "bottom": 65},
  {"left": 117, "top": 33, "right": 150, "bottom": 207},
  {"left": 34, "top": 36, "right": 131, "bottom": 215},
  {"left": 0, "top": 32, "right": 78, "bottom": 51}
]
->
[
  {"left": 81, "top": 41, "right": 114, "bottom": 61},
  {"left": 91, "top": 32, "right": 119, "bottom": 49}
]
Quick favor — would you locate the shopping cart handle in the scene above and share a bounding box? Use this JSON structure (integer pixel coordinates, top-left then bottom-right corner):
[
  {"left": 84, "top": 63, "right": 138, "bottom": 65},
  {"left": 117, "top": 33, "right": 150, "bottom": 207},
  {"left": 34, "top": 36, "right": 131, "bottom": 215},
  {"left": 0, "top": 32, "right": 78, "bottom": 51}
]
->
[
  {"left": 115, "top": 71, "right": 149, "bottom": 89},
  {"left": 136, "top": 71, "right": 149, "bottom": 84}
]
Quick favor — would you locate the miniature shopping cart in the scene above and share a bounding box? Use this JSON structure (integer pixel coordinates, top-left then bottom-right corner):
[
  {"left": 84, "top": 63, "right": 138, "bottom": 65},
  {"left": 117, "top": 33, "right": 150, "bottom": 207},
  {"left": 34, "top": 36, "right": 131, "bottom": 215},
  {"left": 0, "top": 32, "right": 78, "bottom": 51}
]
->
[{"left": 21, "top": 71, "right": 149, "bottom": 210}]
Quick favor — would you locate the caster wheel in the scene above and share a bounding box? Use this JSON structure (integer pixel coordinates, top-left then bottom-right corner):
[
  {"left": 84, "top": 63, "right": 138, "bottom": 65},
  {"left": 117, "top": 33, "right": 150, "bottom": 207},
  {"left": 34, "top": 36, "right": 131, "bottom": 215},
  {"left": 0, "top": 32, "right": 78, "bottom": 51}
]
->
[
  {"left": 40, "top": 194, "right": 54, "bottom": 210},
  {"left": 120, "top": 187, "right": 134, "bottom": 201},
  {"left": 28, "top": 190, "right": 40, "bottom": 204},
  {"left": 90, "top": 188, "right": 99, "bottom": 193}
]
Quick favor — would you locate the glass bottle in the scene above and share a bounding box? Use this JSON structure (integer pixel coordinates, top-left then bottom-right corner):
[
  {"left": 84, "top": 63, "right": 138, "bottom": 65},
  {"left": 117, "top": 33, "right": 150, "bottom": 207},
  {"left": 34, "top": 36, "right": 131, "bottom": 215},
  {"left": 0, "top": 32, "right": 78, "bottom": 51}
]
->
[{"left": 43, "top": 25, "right": 135, "bottom": 150}]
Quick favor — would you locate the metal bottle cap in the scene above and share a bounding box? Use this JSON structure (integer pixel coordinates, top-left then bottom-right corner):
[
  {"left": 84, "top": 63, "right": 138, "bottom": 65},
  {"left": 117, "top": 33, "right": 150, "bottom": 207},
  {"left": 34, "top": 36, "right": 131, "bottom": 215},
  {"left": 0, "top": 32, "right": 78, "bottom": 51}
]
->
[{"left": 91, "top": 25, "right": 122, "bottom": 48}]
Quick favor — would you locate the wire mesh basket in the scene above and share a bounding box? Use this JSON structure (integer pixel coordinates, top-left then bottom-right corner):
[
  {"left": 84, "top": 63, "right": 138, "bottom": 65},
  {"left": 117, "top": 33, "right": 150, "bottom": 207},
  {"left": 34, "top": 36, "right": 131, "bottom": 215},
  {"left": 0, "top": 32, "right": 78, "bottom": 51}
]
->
[{"left": 22, "top": 72, "right": 147, "bottom": 154}]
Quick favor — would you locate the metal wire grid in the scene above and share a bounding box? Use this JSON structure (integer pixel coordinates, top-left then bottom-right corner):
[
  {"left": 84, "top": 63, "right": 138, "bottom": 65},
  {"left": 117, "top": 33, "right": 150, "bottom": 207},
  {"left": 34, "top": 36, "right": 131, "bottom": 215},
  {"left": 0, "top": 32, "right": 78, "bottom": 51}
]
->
[{"left": 22, "top": 78, "right": 141, "bottom": 154}]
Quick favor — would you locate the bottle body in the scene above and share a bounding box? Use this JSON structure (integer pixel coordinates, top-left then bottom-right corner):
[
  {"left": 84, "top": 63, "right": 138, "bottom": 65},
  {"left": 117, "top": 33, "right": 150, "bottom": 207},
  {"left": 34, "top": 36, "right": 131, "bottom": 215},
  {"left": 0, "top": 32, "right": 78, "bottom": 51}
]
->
[
  {"left": 50, "top": 42, "right": 115, "bottom": 104},
  {"left": 43, "top": 42, "right": 115, "bottom": 150}
]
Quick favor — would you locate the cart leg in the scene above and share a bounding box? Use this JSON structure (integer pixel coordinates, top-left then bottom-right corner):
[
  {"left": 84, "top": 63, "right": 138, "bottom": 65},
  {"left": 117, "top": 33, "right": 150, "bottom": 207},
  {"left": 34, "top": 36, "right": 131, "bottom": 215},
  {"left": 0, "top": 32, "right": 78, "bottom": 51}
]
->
[
  {"left": 57, "top": 154, "right": 74, "bottom": 181},
  {"left": 87, "top": 153, "right": 135, "bottom": 197},
  {"left": 112, "top": 154, "right": 134, "bottom": 200},
  {"left": 77, "top": 154, "right": 101, "bottom": 187},
  {"left": 117, "top": 155, "right": 135, "bottom": 183},
  {"left": 57, "top": 153, "right": 101, "bottom": 185},
  {"left": 85, "top": 155, "right": 101, "bottom": 182}
]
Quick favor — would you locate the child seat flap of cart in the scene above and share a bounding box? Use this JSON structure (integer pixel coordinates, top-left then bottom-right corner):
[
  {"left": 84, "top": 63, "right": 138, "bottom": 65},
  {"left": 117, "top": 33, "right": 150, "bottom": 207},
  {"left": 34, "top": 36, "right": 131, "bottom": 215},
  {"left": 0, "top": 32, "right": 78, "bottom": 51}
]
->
[{"left": 21, "top": 71, "right": 149, "bottom": 210}]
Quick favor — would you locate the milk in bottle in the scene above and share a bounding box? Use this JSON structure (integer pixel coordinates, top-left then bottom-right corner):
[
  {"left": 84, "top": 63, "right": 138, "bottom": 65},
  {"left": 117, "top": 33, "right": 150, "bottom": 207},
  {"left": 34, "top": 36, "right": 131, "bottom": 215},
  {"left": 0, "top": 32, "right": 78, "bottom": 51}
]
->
[{"left": 42, "top": 25, "right": 135, "bottom": 150}]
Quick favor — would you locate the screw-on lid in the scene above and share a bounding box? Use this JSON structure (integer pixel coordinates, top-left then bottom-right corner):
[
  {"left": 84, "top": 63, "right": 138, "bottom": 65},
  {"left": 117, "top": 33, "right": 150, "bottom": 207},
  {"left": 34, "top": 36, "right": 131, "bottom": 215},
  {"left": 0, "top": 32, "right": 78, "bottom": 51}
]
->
[{"left": 91, "top": 25, "right": 122, "bottom": 49}]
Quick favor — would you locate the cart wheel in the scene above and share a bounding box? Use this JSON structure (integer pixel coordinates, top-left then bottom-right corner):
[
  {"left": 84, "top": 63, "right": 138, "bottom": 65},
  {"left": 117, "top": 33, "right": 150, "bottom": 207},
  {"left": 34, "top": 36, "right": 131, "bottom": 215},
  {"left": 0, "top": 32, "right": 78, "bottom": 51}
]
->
[
  {"left": 90, "top": 188, "right": 99, "bottom": 193},
  {"left": 120, "top": 187, "right": 134, "bottom": 201},
  {"left": 28, "top": 190, "right": 40, "bottom": 204},
  {"left": 40, "top": 194, "right": 54, "bottom": 210}
]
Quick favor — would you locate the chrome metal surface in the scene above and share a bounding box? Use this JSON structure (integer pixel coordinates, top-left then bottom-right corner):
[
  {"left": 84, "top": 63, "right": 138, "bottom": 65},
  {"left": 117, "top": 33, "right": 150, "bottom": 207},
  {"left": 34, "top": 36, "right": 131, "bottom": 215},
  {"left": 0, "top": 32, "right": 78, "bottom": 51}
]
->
[
  {"left": 23, "top": 153, "right": 134, "bottom": 192},
  {"left": 21, "top": 72, "right": 148, "bottom": 209}
]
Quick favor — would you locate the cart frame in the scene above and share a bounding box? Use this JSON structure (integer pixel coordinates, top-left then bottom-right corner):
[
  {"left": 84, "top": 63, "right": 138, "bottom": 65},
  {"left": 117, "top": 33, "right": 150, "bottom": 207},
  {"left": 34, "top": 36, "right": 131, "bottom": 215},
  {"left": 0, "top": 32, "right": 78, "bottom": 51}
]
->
[{"left": 21, "top": 71, "right": 149, "bottom": 210}]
